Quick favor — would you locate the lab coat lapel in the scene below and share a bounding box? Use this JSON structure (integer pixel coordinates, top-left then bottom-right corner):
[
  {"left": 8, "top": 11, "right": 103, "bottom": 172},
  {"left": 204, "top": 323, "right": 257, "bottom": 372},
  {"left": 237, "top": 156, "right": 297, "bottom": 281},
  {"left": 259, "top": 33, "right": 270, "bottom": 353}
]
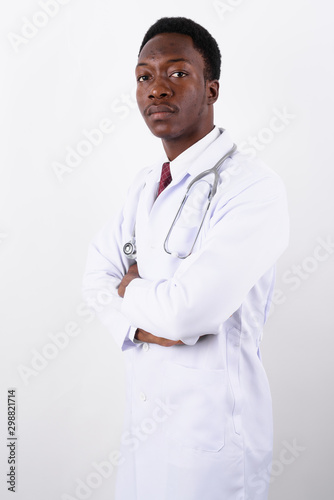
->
[
  {"left": 137, "top": 165, "right": 160, "bottom": 219},
  {"left": 135, "top": 162, "right": 170, "bottom": 255}
]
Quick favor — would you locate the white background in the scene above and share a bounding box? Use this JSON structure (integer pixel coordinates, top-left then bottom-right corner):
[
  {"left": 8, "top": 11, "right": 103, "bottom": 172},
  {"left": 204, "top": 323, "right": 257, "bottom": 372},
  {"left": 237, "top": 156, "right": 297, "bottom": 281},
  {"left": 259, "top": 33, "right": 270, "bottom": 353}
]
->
[{"left": 0, "top": 1, "right": 333, "bottom": 499}]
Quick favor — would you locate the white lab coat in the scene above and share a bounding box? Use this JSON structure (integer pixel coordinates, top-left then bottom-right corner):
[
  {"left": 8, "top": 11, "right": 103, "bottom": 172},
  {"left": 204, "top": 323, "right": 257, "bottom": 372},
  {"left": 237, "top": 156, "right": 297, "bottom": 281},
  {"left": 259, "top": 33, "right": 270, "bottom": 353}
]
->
[{"left": 82, "top": 129, "right": 289, "bottom": 500}]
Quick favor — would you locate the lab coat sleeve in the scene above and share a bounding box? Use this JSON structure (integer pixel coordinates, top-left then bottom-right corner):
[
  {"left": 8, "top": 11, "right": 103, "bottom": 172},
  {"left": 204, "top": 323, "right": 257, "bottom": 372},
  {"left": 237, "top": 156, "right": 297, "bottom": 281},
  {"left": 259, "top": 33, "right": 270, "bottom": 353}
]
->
[
  {"left": 82, "top": 166, "right": 153, "bottom": 350},
  {"left": 82, "top": 207, "right": 138, "bottom": 351},
  {"left": 121, "top": 173, "right": 289, "bottom": 345}
]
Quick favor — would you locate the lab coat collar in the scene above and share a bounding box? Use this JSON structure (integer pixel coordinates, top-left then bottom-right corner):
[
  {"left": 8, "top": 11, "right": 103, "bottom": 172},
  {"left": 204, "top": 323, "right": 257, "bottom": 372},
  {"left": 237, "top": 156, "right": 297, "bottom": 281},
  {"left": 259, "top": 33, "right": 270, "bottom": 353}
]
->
[
  {"left": 168, "top": 126, "right": 221, "bottom": 181},
  {"left": 142, "top": 128, "right": 235, "bottom": 203},
  {"left": 171, "top": 128, "right": 236, "bottom": 185}
]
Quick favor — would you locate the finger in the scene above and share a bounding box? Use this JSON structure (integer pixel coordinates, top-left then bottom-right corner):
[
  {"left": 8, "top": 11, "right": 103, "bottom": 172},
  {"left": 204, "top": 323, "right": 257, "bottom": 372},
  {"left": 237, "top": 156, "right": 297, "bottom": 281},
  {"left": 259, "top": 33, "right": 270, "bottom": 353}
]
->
[
  {"left": 128, "top": 263, "right": 139, "bottom": 275},
  {"left": 118, "top": 283, "right": 125, "bottom": 297}
]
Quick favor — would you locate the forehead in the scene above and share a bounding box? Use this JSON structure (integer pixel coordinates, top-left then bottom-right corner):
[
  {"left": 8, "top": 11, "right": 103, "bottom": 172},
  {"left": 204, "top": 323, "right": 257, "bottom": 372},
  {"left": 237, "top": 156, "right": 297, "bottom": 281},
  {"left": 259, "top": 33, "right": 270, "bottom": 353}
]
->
[{"left": 137, "top": 33, "right": 204, "bottom": 68}]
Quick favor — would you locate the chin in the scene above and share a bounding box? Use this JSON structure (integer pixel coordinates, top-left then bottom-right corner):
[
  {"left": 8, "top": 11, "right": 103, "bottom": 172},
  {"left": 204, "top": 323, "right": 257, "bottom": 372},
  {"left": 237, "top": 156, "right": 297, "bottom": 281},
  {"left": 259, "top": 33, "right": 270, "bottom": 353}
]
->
[{"left": 147, "top": 124, "right": 182, "bottom": 141}]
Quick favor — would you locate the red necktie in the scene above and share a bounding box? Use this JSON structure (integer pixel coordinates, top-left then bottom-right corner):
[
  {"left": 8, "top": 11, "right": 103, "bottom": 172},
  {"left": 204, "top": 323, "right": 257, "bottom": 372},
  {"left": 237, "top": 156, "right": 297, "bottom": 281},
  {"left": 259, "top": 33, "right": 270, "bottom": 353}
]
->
[{"left": 157, "top": 162, "right": 172, "bottom": 197}]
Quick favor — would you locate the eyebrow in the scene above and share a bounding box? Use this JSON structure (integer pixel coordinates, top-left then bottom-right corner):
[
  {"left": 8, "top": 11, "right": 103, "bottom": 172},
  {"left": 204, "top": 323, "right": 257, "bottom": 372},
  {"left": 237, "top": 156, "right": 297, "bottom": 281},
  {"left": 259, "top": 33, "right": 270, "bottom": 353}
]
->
[{"left": 136, "top": 57, "right": 192, "bottom": 68}]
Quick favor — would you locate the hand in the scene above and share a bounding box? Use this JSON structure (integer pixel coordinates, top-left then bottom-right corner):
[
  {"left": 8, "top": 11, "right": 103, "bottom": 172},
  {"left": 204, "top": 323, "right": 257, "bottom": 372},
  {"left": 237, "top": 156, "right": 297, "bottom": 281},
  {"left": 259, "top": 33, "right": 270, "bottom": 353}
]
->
[
  {"left": 135, "top": 328, "right": 184, "bottom": 347},
  {"left": 119, "top": 266, "right": 184, "bottom": 346},
  {"left": 118, "top": 263, "right": 140, "bottom": 298}
]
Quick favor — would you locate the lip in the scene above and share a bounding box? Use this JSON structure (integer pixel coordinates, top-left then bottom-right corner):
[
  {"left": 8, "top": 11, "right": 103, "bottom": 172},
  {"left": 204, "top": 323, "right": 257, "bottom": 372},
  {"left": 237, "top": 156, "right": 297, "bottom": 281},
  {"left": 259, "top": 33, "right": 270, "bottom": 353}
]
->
[{"left": 145, "top": 104, "right": 177, "bottom": 117}]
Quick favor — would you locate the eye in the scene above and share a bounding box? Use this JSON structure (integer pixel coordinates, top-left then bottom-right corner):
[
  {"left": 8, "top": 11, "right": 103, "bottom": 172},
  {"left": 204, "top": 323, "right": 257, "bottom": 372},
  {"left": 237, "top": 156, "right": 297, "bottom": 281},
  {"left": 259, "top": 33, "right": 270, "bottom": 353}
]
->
[
  {"left": 171, "top": 71, "right": 187, "bottom": 78},
  {"left": 137, "top": 75, "right": 150, "bottom": 82}
]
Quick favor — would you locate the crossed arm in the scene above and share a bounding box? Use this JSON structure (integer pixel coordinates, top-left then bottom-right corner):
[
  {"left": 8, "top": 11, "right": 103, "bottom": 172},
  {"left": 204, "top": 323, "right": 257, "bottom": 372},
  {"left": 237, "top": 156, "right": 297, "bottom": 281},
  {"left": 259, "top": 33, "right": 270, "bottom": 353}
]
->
[
  {"left": 84, "top": 174, "right": 288, "bottom": 349},
  {"left": 118, "top": 263, "right": 184, "bottom": 347}
]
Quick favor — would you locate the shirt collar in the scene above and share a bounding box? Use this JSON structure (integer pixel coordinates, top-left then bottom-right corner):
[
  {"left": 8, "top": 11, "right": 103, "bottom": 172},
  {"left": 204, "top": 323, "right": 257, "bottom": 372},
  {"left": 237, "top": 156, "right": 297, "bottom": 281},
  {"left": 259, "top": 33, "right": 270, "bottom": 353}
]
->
[{"left": 166, "top": 126, "right": 221, "bottom": 181}]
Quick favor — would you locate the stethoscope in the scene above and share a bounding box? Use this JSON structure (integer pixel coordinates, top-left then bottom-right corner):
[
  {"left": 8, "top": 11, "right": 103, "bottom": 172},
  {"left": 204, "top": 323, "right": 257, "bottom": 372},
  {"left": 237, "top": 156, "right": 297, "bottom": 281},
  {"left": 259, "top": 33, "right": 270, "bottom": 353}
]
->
[{"left": 123, "top": 143, "right": 237, "bottom": 260}]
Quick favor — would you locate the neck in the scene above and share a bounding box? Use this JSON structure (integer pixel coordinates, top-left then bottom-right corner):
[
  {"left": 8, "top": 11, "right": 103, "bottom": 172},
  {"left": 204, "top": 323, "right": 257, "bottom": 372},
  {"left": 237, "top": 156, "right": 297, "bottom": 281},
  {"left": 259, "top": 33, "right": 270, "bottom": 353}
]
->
[{"left": 162, "top": 124, "right": 215, "bottom": 162}]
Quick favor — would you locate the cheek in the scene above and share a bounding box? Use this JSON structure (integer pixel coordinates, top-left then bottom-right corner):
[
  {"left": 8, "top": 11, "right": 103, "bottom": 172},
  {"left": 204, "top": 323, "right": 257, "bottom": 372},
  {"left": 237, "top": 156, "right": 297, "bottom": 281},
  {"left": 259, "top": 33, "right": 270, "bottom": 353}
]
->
[
  {"left": 136, "top": 88, "right": 145, "bottom": 114},
  {"left": 179, "top": 88, "right": 206, "bottom": 117}
]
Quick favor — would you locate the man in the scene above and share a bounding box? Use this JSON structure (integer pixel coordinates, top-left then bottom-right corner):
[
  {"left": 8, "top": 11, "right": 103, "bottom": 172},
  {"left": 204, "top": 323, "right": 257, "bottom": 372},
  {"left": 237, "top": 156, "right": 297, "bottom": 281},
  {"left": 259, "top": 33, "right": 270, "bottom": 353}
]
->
[{"left": 83, "top": 17, "right": 289, "bottom": 500}]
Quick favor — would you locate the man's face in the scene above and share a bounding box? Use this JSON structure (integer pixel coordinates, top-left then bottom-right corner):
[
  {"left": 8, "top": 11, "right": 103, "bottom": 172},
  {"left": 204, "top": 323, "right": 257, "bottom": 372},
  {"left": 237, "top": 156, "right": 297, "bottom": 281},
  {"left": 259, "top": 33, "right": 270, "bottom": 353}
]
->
[{"left": 135, "top": 33, "right": 218, "bottom": 149}]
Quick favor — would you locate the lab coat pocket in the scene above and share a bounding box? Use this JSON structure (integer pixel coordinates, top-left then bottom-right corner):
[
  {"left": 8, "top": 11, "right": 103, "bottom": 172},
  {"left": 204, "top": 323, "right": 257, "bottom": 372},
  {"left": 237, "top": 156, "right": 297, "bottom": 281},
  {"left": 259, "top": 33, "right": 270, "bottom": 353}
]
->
[
  {"left": 162, "top": 362, "right": 227, "bottom": 452},
  {"left": 165, "top": 225, "right": 200, "bottom": 258},
  {"left": 165, "top": 180, "right": 211, "bottom": 258}
]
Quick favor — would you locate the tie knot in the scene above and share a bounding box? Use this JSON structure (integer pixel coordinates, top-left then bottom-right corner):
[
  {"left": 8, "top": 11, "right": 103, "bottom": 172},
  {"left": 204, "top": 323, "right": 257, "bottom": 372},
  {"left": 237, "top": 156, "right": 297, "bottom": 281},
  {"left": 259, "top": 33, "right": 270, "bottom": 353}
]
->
[{"left": 157, "top": 162, "right": 172, "bottom": 197}]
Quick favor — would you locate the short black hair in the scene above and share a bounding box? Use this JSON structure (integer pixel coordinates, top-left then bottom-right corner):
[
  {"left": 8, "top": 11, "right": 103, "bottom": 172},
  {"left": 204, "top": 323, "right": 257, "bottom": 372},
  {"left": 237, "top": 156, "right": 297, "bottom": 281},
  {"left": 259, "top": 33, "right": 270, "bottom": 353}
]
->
[{"left": 138, "top": 17, "right": 221, "bottom": 81}]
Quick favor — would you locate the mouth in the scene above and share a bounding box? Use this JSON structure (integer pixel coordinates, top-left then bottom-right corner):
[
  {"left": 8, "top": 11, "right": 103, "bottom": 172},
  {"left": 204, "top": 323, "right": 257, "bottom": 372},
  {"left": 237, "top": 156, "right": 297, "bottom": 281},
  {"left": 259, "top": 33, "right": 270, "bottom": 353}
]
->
[{"left": 145, "top": 104, "right": 177, "bottom": 120}]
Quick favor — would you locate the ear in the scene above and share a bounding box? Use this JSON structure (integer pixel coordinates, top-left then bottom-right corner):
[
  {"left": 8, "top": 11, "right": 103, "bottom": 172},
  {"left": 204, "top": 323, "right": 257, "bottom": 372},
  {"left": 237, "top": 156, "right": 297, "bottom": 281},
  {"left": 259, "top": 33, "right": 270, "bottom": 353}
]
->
[{"left": 206, "top": 80, "right": 219, "bottom": 105}]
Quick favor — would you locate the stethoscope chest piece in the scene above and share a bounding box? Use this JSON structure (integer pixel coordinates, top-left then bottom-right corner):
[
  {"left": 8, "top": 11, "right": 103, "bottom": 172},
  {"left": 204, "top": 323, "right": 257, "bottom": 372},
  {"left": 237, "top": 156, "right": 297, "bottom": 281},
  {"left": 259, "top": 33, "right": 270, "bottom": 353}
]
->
[{"left": 123, "top": 240, "right": 137, "bottom": 259}]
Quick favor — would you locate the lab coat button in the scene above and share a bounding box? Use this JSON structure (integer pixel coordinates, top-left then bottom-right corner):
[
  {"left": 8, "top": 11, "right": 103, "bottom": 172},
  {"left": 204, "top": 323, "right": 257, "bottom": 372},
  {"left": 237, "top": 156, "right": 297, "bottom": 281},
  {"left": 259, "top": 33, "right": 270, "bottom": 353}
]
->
[
  {"left": 143, "top": 343, "right": 149, "bottom": 352},
  {"left": 139, "top": 392, "right": 147, "bottom": 402}
]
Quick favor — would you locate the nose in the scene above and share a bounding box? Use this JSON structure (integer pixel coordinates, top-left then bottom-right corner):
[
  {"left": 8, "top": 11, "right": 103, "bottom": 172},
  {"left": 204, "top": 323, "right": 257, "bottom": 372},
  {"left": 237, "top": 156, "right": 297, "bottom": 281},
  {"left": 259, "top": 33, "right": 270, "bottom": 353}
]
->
[{"left": 148, "top": 76, "right": 172, "bottom": 100}]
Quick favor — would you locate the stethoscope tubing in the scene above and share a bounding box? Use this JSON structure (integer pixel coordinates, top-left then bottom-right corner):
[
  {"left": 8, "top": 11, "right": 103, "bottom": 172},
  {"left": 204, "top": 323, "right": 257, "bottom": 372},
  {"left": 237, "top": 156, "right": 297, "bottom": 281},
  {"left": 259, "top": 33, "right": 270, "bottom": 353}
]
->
[
  {"left": 123, "top": 143, "right": 237, "bottom": 260},
  {"left": 164, "top": 144, "right": 237, "bottom": 258}
]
